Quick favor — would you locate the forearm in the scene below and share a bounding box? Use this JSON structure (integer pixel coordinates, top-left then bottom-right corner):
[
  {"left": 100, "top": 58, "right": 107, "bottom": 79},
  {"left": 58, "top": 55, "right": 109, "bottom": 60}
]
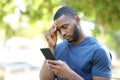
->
[
  {"left": 67, "top": 70, "right": 84, "bottom": 80},
  {"left": 40, "top": 60, "right": 56, "bottom": 80},
  {"left": 49, "top": 46, "right": 55, "bottom": 54}
]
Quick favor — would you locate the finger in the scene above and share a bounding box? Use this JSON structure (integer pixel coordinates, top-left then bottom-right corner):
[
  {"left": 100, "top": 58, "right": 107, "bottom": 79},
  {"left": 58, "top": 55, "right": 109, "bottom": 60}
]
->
[
  {"left": 49, "top": 67, "right": 60, "bottom": 76},
  {"left": 45, "top": 32, "right": 53, "bottom": 40},
  {"left": 53, "top": 24, "right": 57, "bottom": 28},
  {"left": 50, "top": 27, "right": 56, "bottom": 33},
  {"left": 49, "top": 63, "right": 61, "bottom": 71},
  {"left": 50, "top": 67, "right": 59, "bottom": 75},
  {"left": 50, "top": 26, "right": 57, "bottom": 35},
  {"left": 47, "top": 60, "right": 59, "bottom": 65},
  {"left": 45, "top": 34, "right": 51, "bottom": 41},
  {"left": 45, "top": 31, "right": 51, "bottom": 39}
]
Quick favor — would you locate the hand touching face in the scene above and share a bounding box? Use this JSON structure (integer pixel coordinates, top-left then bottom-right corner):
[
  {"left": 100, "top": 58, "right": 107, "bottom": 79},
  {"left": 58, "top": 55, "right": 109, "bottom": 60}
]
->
[{"left": 45, "top": 24, "right": 57, "bottom": 51}]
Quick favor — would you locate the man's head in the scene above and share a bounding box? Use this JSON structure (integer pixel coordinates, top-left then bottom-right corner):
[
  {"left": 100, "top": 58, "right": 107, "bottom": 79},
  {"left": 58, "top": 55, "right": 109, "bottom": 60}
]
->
[
  {"left": 53, "top": 6, "right": 77, "bottom": 20},
  {"left": 53, "top": 6, "right": 82, "bottom": 44}
]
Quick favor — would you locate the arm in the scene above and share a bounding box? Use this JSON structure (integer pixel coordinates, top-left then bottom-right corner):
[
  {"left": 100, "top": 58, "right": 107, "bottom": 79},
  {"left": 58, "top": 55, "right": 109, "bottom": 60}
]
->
[
  {"left": 45, "top": 25, "right": 57, "bottom": 53},
  {"left": 92, "top": 48, "right": 112, "bottom": 80},
  {"left": 40, "top": 60, "right": 56, "bottom": 80},
  {"left": 40, "top": 25, "right": 57, "bottom": 80}
]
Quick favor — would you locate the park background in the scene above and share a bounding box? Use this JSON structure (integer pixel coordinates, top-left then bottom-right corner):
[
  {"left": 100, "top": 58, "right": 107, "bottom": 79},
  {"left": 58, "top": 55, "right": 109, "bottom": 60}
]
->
[{"left": 0, "top": 0, "right": 120, "bottom": 80}]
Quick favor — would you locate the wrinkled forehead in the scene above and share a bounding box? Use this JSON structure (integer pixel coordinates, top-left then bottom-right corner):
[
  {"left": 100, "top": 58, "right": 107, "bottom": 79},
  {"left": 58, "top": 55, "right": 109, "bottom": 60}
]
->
[{"left": 54, "top": 15, "right": 73, "bottom": 28}]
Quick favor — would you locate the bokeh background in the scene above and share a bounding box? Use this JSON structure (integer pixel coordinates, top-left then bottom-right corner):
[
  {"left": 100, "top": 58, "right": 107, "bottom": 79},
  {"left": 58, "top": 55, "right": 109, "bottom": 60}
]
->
[{"left": 0, "top": 0, "right": 120, "bottom": 80}]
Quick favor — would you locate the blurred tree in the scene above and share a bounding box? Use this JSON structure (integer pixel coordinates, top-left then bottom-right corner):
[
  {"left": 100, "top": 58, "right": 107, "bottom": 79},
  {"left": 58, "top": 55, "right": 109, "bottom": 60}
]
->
[
  {"left": 0, "top": 0, "right": 60, "bottom": 39},
  {"left": 0, "top": 0, "right": 120, "bottom": 56},
  {"left": 61, "top": 0, "right": 120, "bottom": 57},
  {"left": 61, "top": 0, "right": 120, "bottom": 32}
]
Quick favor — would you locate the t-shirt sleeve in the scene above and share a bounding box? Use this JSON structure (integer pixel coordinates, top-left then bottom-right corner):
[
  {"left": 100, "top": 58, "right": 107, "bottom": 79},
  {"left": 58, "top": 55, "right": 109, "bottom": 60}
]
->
[{"left": 92, "top": 48, "right": 112, "bottom": 78}]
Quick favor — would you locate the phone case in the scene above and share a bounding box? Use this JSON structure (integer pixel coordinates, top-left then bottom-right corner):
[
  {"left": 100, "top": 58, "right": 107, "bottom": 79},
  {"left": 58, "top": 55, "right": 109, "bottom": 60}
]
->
[{"left": 40, "top": 48, "right": 55, "bottom": 60}]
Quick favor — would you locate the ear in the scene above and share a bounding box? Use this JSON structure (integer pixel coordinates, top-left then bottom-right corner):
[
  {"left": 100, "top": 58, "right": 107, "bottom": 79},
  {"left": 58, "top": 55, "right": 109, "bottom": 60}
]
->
[{"left": 75, "top": 16, "right": 80, "bottom": 24}]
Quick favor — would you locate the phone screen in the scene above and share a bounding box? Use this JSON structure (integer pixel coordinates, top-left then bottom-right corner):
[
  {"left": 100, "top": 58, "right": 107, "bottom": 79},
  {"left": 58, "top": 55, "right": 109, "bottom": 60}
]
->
[{"left": 40, "top": 48, "right": 55, "bottom": 60}]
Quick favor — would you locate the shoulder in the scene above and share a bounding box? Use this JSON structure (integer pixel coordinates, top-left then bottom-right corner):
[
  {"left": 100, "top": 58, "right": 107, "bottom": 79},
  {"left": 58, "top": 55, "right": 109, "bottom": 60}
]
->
[
  {"left": 83, "top": 37, "right": 100, "bottom": 46},
  {"left": 87, "top": 37, "right": 112, "bottom": 62},
  {"left": 56, "top": 40, "right": 68, "bottom": 49},
  {"left": 91, "top": 45, "right": 112, "bottom": 78},
  {"left": 97, "top": 45, "right": 111, "bottom": 57},
  {"left": 54, "top": 40, "right": 68, "bottom": 53}
]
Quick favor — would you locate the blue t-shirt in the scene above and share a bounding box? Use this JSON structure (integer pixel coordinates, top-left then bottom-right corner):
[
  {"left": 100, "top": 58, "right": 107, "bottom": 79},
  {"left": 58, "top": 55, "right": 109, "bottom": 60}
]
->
[{"left": 54, "top": 37, "right": 111, "bottom": 80}]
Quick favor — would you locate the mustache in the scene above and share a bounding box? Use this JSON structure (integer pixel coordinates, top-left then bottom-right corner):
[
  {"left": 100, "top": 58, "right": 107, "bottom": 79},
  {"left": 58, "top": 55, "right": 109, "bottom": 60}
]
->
[{"left": 63, "top": 35, "right": 72, "bottom": 39}]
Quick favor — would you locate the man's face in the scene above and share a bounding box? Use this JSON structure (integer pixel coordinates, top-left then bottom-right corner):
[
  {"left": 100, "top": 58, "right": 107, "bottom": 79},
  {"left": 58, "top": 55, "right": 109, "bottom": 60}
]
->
[{"left": 54, "top": 15, "right": 79, "bottom": 43}]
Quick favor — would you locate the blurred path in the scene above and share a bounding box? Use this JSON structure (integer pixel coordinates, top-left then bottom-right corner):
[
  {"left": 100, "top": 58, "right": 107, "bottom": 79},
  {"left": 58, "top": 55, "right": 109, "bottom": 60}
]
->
[{"left": 112, "top": 59, "right": 120, "bottom": 80}]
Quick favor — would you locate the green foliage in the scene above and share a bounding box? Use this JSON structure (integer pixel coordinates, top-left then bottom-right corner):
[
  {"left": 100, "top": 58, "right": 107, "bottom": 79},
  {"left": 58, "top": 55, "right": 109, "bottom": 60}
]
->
[
  {"left": 0, "top": 0, "right": 120, "bottom": 56},
  {"left": 0, "top": 0, "right": 61, "bottom": 39},
  {"left": 62, "top": 0, "right": 120, "bottom": 31},
  {"left": 61, "top": 0, "right": 120, "bottom": 56}
]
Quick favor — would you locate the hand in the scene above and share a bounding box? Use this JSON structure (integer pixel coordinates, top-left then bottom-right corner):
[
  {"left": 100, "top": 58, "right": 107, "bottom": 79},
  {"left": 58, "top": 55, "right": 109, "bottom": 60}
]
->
[
  {"left": 47, "top": 60, "right": 74, "bottom": 79},
  {"left": 45, "top": 24, "right": 57, "bottom": 52}
]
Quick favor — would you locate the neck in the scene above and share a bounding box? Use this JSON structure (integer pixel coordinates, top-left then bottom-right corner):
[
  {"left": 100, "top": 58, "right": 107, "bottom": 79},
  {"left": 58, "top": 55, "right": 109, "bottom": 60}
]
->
[{"left": 71, "top": 30, "right": 87, "bottom": 45}]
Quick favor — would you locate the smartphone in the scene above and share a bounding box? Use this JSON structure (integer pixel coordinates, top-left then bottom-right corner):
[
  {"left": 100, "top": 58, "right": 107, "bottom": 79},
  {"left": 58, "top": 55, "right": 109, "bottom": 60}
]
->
[{"left": 40, "top": 48, "right": 55, "bottom": 60}]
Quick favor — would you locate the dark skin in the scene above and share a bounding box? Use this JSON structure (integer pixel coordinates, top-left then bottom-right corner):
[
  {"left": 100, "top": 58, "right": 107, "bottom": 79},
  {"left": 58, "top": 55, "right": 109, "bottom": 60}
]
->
[{"left": 40, "top": 15, "right": 111, "bottom": 80}]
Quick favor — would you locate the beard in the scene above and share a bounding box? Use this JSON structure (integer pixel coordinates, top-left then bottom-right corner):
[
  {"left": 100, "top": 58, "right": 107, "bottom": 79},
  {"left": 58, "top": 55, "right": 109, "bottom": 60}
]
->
[{"left": 67, "top": 24, "right": 79, "bottom": 43}]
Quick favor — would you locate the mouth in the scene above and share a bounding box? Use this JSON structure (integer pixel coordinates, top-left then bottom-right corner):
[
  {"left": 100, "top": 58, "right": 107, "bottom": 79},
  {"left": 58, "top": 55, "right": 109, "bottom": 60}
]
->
[{"left": 64, "top": 36, "right": 71, "bottom": 40}]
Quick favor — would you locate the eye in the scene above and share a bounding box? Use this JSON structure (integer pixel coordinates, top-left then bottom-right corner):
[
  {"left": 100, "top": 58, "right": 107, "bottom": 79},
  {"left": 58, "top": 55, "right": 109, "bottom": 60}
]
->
[{"left": 62, "top": 24, "right": 68, "bottom": 29}]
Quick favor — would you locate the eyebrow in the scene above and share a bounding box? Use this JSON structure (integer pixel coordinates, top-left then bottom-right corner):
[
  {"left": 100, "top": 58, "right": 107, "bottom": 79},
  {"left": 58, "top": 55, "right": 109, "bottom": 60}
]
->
[
  {"left": 61, "top": 22, "right": 69, "bottom": 28},
  {"left": 61, "top": 24, "right": 66, "bottom": 27},
  {"left": 56, "top": 21, "right": 69, "bottom": 30}
]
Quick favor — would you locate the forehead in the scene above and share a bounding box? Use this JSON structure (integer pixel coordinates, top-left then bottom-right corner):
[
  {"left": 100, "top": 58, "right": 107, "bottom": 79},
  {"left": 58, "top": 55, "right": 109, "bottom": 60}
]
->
[{"left": 54, "top": 15, "right": 73, "bottom": 27}]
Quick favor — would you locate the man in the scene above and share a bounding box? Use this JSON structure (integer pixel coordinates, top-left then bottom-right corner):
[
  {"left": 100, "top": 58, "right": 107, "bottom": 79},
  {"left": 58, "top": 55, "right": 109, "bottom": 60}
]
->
[{"left": 40, "top": 6, "right": 112, "bottom": 80}]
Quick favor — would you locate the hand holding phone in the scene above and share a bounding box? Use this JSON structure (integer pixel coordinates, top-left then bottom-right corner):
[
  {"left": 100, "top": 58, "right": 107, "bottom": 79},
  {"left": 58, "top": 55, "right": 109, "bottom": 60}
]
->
[{"left": 40, "top": 48, "right": 55, "bottom": 60}]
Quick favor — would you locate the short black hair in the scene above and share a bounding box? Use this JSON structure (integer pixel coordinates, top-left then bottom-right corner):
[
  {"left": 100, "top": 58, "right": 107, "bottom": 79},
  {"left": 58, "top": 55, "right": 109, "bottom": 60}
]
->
[{"left": 53, "top": 6, "right": 77, "bottom": 20}]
